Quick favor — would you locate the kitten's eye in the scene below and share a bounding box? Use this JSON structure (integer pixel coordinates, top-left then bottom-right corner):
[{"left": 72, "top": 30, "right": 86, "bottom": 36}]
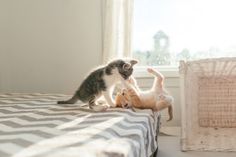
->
[{"left": 122, "top": 93, "right": 125, "bottom": 96}]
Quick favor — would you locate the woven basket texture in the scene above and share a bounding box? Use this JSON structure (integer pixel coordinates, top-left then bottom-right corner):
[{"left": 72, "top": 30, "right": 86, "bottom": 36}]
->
[{"left": 180, "top": 58, "right": 236, "bottom": 151}]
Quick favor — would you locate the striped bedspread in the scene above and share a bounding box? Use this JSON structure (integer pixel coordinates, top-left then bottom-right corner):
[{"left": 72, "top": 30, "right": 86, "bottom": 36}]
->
[{"left": 0, "top": 93, "right": 160, "bottom": 157}]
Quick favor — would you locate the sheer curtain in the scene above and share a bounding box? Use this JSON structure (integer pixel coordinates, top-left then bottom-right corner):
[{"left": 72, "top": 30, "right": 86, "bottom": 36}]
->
[{"left": 102, "top": 0, "right": 134, "bottom": 63}]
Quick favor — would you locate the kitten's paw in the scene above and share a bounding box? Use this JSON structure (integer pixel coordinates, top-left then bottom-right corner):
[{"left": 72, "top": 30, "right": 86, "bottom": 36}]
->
[
  {"left": 108, "top": 101, "right": 117, "bottom": 108},
  {"left": 123, "top": 80, "right": 130, "bottom": 87},
  {"left": 92, "top": 105, "right": 109, "bottom": 112},
  {"left": 97, "top": 99, "right": 107, "bottom": 105},
  {"left": 128, "top": 76, "right": 136, "bottom": 85},
  {"left": 147, "top": 67, "right": 155, "bottom": 73}
]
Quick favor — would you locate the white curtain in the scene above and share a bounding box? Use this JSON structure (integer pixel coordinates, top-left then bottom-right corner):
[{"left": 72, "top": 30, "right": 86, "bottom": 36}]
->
[{"left": 102, "top": 0, "right": 134, "bottom": 63}]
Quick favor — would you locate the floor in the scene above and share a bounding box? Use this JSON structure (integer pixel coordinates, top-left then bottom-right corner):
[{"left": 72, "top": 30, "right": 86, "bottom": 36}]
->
[{"left": 158, "top": 135, "right": 236, "bottom": 157}]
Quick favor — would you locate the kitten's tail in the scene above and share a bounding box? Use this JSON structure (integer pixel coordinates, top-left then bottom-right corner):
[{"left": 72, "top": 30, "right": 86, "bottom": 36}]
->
[{"left": 57, "top": 95, "right": 78, "bottom": 104}]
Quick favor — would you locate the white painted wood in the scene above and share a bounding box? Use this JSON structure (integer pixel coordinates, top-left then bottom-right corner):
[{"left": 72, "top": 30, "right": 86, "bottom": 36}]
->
[{"left": 179, "top": 61, "right": 187, "bottom": 151}]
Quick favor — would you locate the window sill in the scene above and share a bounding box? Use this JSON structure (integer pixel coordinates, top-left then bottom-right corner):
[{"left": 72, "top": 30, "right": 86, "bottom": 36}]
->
[{"left": 133, "top": 66, "right": 179, "bottom": 78}]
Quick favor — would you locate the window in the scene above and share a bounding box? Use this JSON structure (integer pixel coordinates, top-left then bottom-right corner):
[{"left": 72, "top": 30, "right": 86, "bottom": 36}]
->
[{"left": 132, "top": 0, "right": 236, "bottom": 66}]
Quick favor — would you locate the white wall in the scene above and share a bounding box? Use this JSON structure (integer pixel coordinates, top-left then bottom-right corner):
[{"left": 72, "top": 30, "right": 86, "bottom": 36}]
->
[
  {"left": 0, "top": 0, "right": 181, "bottom": 126},
  {"left": 0, "top": 0, "right": 103, "bottom": 94}
]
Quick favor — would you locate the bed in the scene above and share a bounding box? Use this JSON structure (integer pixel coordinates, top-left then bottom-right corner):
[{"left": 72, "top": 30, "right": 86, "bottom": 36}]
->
[{"left": 0, "top": 93, "right": 160, "bottom": 157}]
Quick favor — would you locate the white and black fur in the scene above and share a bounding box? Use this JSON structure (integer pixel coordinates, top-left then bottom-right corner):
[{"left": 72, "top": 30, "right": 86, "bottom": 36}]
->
[{"left": 57, "top": 59, "right": 138, "bottom": 111}]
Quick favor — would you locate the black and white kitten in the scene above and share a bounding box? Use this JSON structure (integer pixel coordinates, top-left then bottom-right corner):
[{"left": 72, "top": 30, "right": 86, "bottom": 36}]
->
[{"left": 57, "top": 59, "right": 138, "bottom": 111}]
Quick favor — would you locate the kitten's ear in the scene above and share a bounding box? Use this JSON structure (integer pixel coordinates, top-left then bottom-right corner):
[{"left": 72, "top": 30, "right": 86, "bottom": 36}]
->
[
  {"left": 123, "top": 63, "right": 131, "bottom": 70},
  {"left": 130, "top": 59, "right": 138, "bottom": 66},
  {"left": 123, "top": 59, "right": 138, "bottom": 70}
]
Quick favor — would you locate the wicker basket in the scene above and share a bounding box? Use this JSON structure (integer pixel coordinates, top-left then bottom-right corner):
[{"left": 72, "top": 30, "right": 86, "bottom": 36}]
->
[{"left": 179, "top": 58, "right": 236, "bottom": 151}]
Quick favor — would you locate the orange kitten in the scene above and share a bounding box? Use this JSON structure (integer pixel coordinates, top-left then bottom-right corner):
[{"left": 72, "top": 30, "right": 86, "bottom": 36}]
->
[{"left": 115, "top": 67, "right": 173, "bottom": 121}]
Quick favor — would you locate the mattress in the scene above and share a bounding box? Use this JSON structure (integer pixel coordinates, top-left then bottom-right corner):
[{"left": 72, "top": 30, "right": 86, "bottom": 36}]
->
[{"left": 0, "top": 93, "right": 160, "bottom": 157}]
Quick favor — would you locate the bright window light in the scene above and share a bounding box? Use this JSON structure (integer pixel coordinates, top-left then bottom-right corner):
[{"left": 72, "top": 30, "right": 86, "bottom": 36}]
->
[{"left": 132, "top": 0, "right": 236, "bottom": 66}]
